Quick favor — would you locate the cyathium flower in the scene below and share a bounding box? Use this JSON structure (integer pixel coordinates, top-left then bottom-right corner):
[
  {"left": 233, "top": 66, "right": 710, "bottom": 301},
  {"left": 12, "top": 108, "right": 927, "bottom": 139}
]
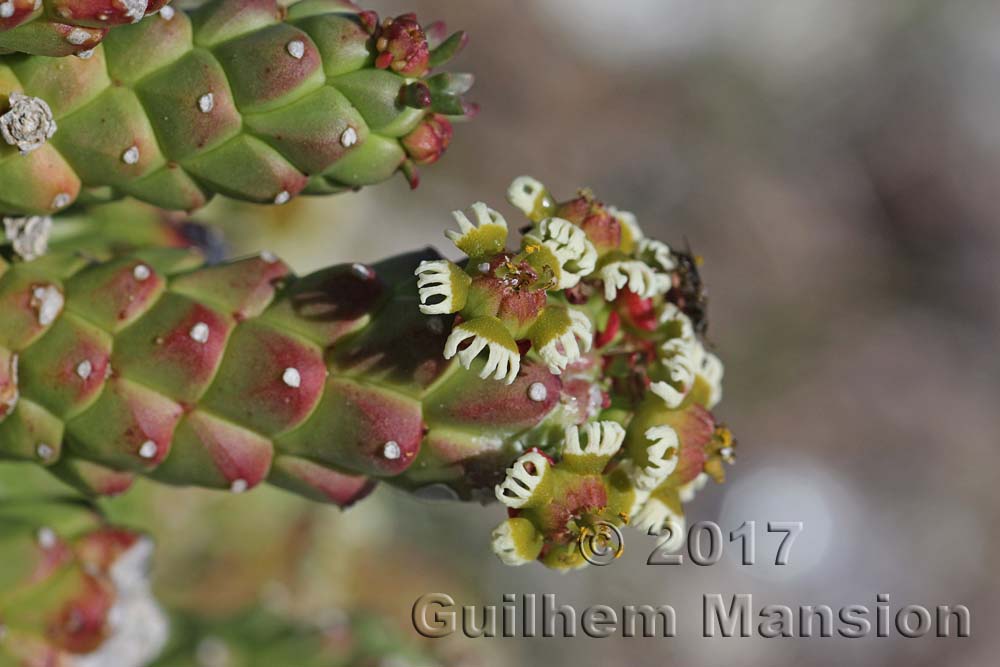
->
[
  {"left": 492, "top": 426, "right": 636, "bottom": 570},
  {"left": 649, "top": 303, "right": 724, "bottom": 409},
  {"left": 407, "top": 176, "right": 733, "bottom": 569},
  {"left": 526, "top": 217, "right": 598, "bottom": 289}
]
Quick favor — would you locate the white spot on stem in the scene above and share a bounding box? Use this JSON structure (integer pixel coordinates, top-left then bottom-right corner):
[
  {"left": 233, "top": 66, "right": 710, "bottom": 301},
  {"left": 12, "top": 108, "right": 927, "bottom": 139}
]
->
[
  {"left": 197, "top": 93, "right": 214, "bottom": 113},
  {"left": 66, "top": 29, "right": 91, "bottom": 46},
  {"left": 527, "top": 382, "right": 548, "bottom": 402},
  {"left": 138, "top": 440, "right": 158, "bottom": 459},
  {"left": 383, "top": 441, "right": 401, "bottom": 460},
  {"left": 340, "top": 126, "right": 358, "bottom": 147},
  {"left": 122, "top": 145, "right": 140, "bottom": 165},
  {"left": 37, "top": 527, "right": 57, "bottom": 549},
  {"left": 119, "top": 0, "right": 149, "bottom": 23},
  {"left": 351, "top": 263, "right": 372, "bottom": 280},
  {"left": 282, "top": 367, "right": 301, "bottom": 388},
  {"left": 31, "top": 285, "right": 63, "bottom": 326},
  {"left": 286, "top": 40, "right": 305, "bottom": 59},
  {"left": 76, "top": 360, "right": 93, "bottom": 380},
  {"left": 189, "top": 322, "right": 210, "bottom": 344},
  {"left": 4, "top": 215, "right": 52, "bottom": 260}
]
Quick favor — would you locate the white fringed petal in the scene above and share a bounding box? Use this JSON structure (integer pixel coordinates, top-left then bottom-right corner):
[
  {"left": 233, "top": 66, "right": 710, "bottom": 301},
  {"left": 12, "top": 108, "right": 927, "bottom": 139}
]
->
[
  {"left": 537, "top": 308, "right": 592, "bottom": 374},
  {"left": 637, "top": 238, "right": 676, "bottom": 272},
  {"left": 568, "top": 308, "right": 593, "bottom": 352},
  {"left": 564, "top": 421, "right": 625, "bottom": 457},
  {"left": 649, "top": 380, "right": 687, "bottom": 409},
  {"left": 629, "top": 425, "right": 680, "bottom": 491},
  {"left": 679, "top": 472, "right": 710, "bottom": 503},
  {"left": 659, "top": 302, "right": 695, "bottom": 337},
  {"left": 650, "top": 304, "right": 701, "bottom": 407},
  {"left": 445, "top": 201, "right": 507, "bottom": 249},
  {"left": 507, "top": 176, "right": 548, "bottom": 217},
  {"left": 700, "top": 351, "right": 725, "bottom": 409},
  {"left": 533, "top": 217, "right": 597, "bottom": 288},
  {"left": 495, "top": 450, "right": 549, "bottom": 508},
  {"left": 633, "top": 498, "right": 686, "bottom": 550},
  {"left": 600, "top": 260, "right": 665, "bottom": 301},
  {"left": 443, "top": 324, "right": 520, "bottom": 384},
  {"left": 415, "top": 260, "right": 461, "bottom": 315},
  {"left": 491, "top": 520, "right": 533, "bottom": 566}
]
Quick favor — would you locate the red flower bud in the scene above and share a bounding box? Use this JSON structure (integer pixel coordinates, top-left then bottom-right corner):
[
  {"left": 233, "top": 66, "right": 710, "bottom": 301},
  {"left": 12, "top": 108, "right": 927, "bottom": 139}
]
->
[
  {"left": 402, "top": 114, "right": 453, "bottom": 165},
  {"left": 555, "top": 192, "right": 622, "bottom": 252},
  {"left": 374, "top": 14, "right": 431, "bottom": 77}
]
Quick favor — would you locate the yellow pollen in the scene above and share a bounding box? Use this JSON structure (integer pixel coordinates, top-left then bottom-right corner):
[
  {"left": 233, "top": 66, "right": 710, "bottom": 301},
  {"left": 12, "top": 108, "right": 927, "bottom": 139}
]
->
[{"left": 715, "top": 426, "right": 733, "bottom": 447}]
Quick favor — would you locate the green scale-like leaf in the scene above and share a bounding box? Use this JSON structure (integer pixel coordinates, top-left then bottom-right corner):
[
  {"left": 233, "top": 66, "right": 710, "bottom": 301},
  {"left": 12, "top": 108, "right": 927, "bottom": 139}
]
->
[{"left": 0, "top": 247, "right": 581, "bottom": 506}]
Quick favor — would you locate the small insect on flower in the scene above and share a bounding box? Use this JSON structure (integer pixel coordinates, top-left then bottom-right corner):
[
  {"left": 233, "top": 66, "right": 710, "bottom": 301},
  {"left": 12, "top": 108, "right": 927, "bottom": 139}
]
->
[{"left": 669, "top": 245, "right": 710, "bottom": 337}]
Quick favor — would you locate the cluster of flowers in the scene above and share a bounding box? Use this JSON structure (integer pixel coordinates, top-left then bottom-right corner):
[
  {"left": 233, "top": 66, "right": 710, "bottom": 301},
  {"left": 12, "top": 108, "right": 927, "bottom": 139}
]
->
[{"left": 416, "top": 177, "right": 733, "bottom": 570}]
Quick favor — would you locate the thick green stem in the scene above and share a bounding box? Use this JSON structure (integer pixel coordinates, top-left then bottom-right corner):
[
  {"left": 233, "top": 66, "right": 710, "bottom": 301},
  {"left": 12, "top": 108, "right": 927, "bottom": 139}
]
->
[
  {"left": 0, "top": 0, "right": 473, "bottom": 215},
  {"left": 0, "top": 176, "right": 733, "bottom": 570}
]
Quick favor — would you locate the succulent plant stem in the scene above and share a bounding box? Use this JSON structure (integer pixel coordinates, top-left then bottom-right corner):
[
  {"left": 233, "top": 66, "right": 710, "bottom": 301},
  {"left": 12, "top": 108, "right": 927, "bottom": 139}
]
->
[
  {"left": 0, "top": 0, "right": 474, "bottom": 215},
  {"left": 0, "top": 176, "right": 733, "bottom": 570}
]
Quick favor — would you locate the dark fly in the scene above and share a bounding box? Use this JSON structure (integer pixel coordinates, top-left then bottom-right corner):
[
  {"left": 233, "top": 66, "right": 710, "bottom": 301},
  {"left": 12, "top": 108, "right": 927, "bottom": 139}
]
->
[{"left": 668, "top": 241, "right": 709, "bottom": 338}]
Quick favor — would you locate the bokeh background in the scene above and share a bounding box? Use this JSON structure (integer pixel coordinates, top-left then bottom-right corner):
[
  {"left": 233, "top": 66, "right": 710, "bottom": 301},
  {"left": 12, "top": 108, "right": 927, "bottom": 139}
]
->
[{"left": 19, "top": 1, "right": 1000, "bottom": 665}]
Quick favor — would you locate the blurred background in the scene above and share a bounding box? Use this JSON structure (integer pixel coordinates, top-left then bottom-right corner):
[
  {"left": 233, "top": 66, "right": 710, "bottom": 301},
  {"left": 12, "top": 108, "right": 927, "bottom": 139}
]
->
[{"left": 20, "top": 0, "right": 1000, "bottom": 665}]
